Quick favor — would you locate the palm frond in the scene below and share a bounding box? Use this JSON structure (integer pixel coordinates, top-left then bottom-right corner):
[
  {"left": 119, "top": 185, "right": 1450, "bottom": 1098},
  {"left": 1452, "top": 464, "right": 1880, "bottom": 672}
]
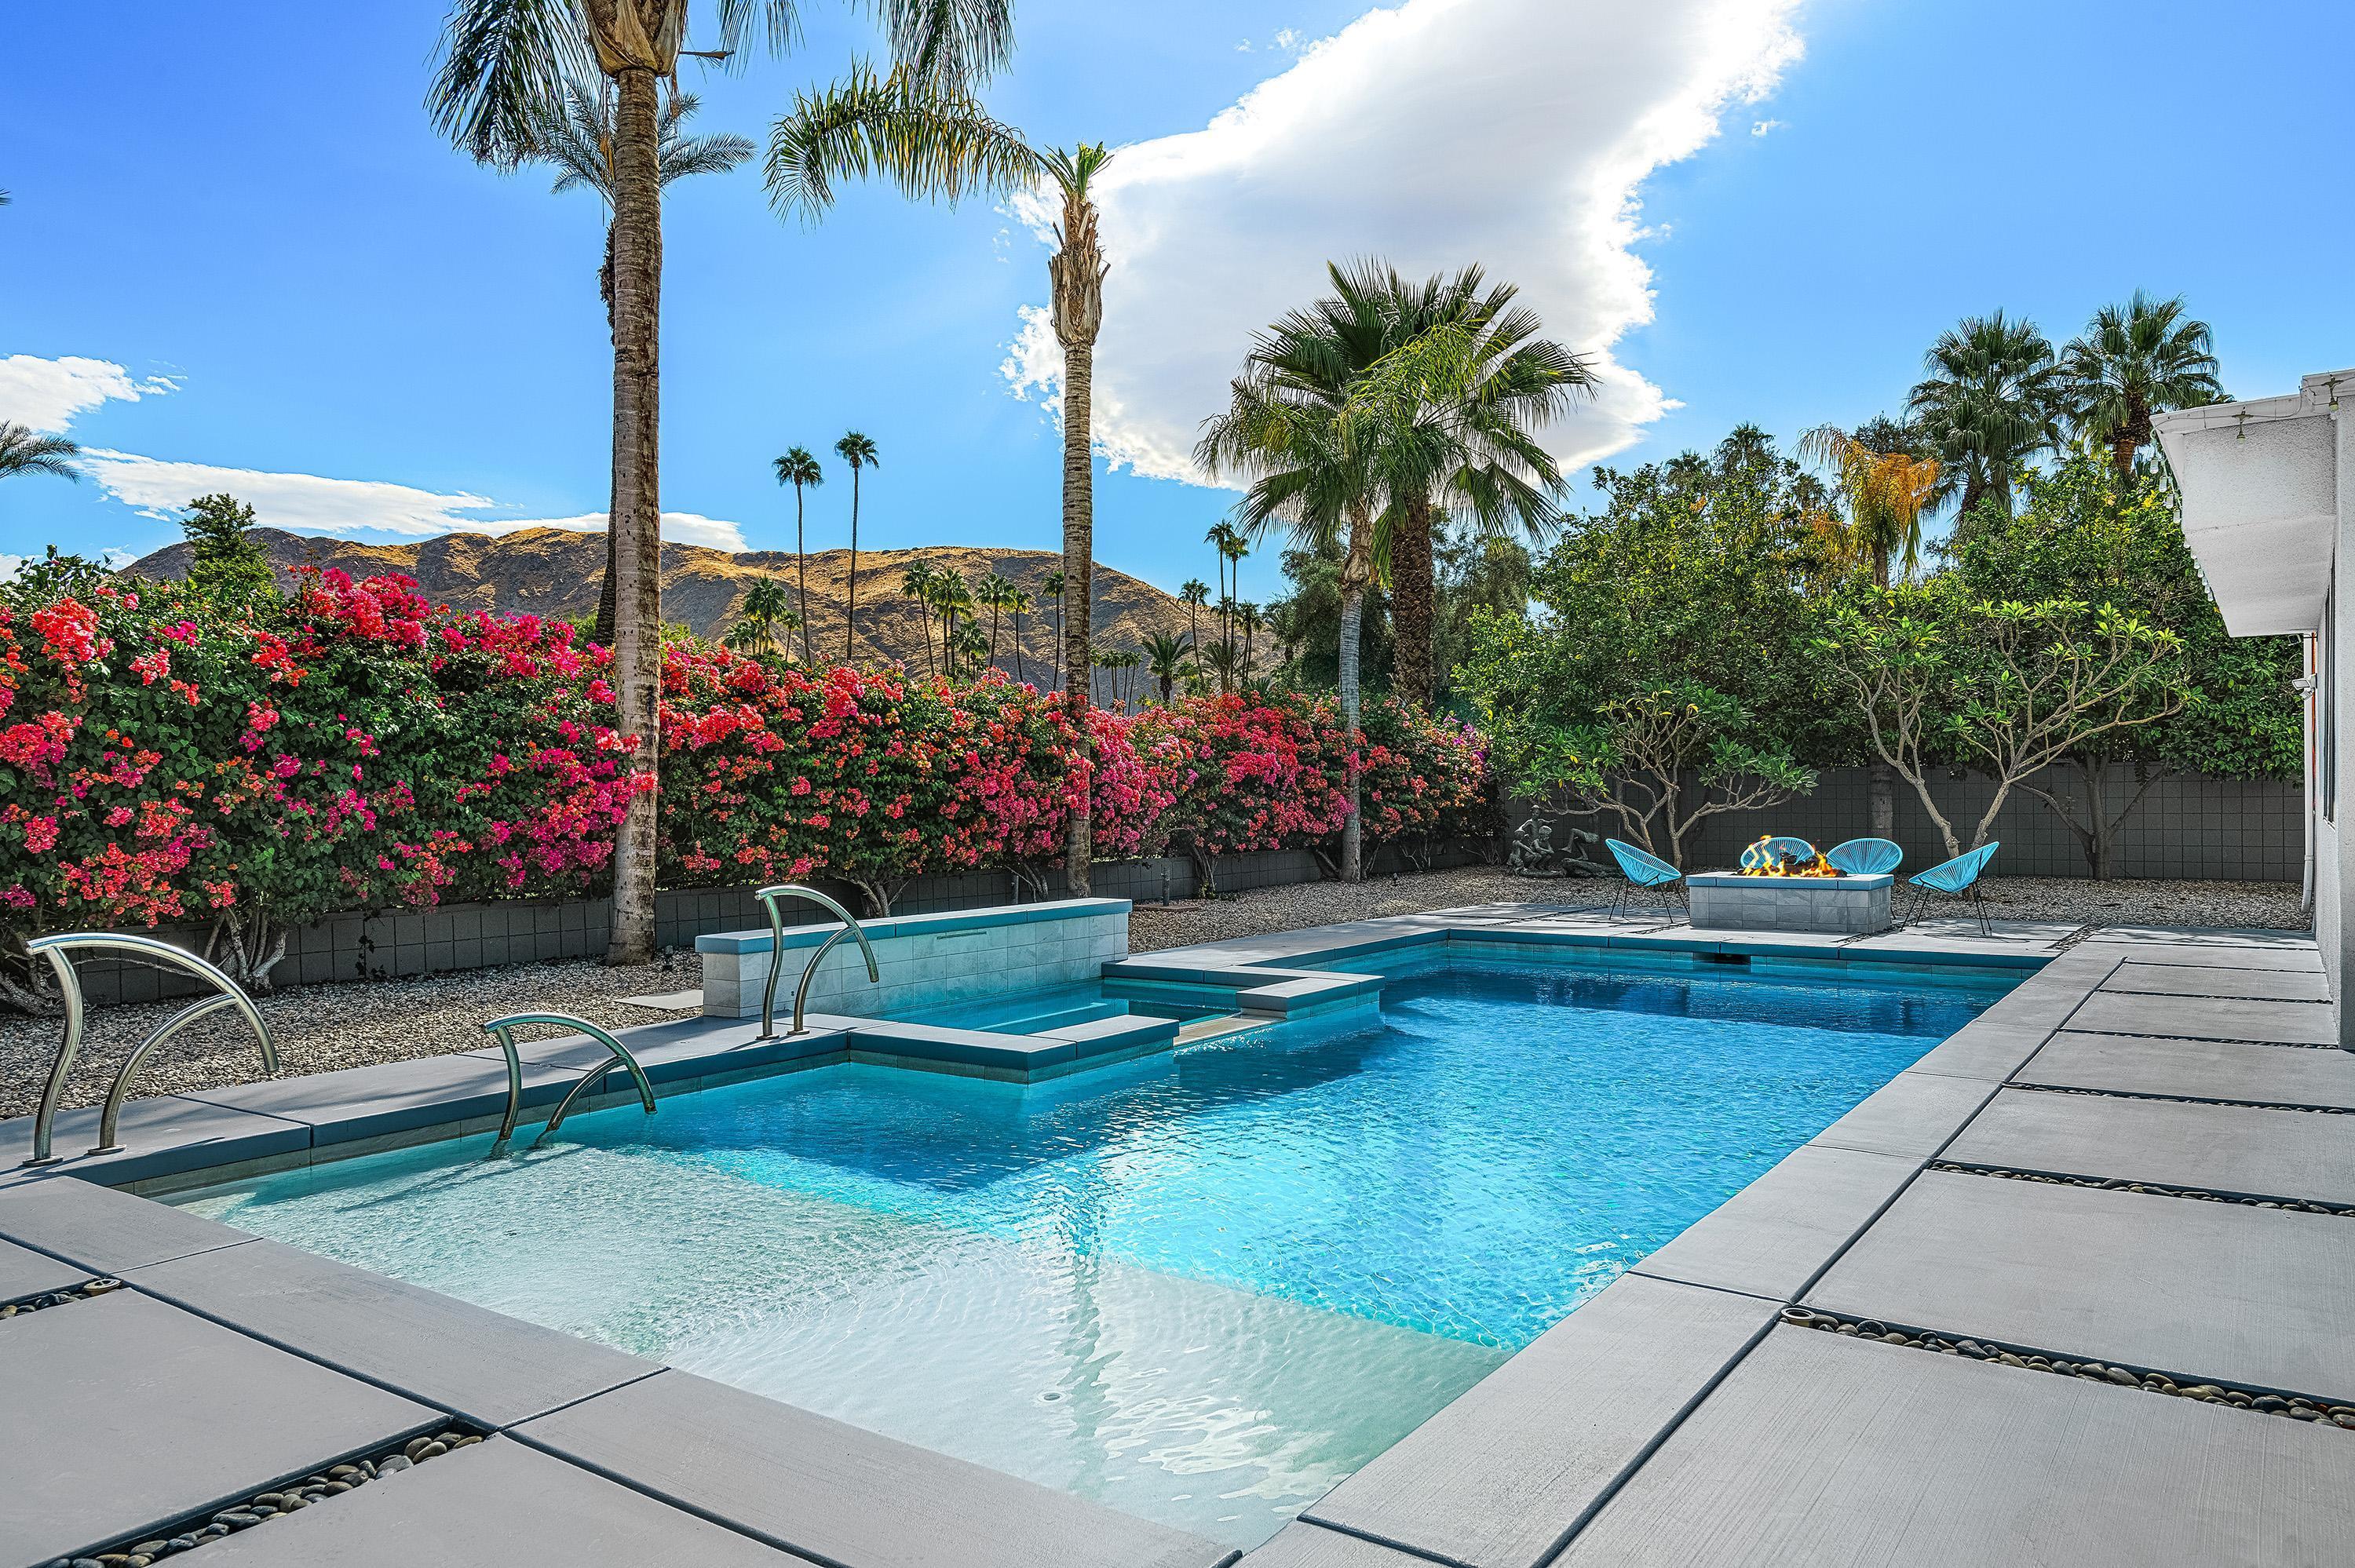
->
[
  {"left": 871, "top": 0, "right": 1016, "bottom": 89},
  {"left": 428, "top": 0, "right": 593, "bottom": 169},
  {"left": 765, "top": 60, "right": 1040, "bottom": 221},
  {"left": 0, "top": 423, "right": 82, "bottom": 482}
]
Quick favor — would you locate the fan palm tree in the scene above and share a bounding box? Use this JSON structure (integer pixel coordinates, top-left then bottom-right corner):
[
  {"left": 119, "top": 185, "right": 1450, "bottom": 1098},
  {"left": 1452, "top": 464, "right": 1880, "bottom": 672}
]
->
[
  {"left": 1236, "top": 600, "right": 1261, "bottom": 684},
  {"left": 1798, "top": 419, "right": 1941, "bottom": 588},
  {"left": 773, "top": 445, "right": 823, "bottom": 662},
  {"left": 899, "top": 560, "right": 940, "bottom": 674},
  {"left": 429, "top": 0, "right": 1017, "bottom": 965},
  {"left": 0, "top": 424, "right": 79, "bottom": 483},
  {"left": 1142, "top": 631, "right": 1192, "bottom": 706},
  {"left": 978, "top": 571, "right": 1017, "bottom": 670},
  {"left": 1908, "top": 311, "right": 2058, "bottom": 529},
  {"left": 833, "top": 431, "right": 877, "bottom": 658},
  {"left": 1180, "top": 578, "right": 1209, "bottom": 665},
  {"left": 2059, "top": 291, "right": 2225, "bottom": 481},
  {"left": 1042, "top": 568, "right": 1066, "bottom": 691},
  {"left": 1205, "top": 521, "right": 1247, "bottom": 691},
  {"left": 933, "top": 571, "right": 974, "bottom": 675},
  {"left": 725, "top": 574, "right": 799, "bottom": 659},
  {"left": 1006, "top": 586, "right": 1031, "bottom": 684}
]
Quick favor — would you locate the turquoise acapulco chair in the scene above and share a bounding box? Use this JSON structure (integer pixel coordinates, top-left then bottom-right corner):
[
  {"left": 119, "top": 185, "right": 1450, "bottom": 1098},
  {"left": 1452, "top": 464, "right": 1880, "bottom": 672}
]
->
[
  {"left": 1605, "top": 838, "right": 1685, "bottom": 926},
  {"left": 1903, "top": 842, "right": 2000, "bottom": 935},
  {"left": 1825, "top": 837, "right": 1903, "bottom": 875}
]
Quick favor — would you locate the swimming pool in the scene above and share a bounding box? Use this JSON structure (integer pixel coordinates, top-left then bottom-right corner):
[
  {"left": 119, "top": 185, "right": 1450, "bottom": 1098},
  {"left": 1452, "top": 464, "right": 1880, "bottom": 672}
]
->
[{"left": 174, "top": 949, "right": 2010, "bottom": 1548}]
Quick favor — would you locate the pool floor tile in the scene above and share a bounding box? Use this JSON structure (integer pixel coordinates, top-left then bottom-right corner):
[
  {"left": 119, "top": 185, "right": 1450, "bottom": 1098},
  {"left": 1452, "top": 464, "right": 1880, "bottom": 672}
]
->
[
  {"left": 2067, "top": 991, "right": 2335, "bottom": 1046},
  {"left": 1302, "top": 1273, "right": 1776, "bottom": 1568},
  {"left": 1946, "top": 1088, "right": 2355, "bottom": 1206},
  {"left": 2019, "top": 1031, "right": 2355, "bottom": 1109},
  {"left": 0, "top": 1290, "right": 440, "bottom": 1567},
  {"left": 193, "top": 1435, "right": 799, "bottom": 1568},
  {"left": 1551, "top": 1326, "right": 2355, "bottom": 1568},
  {"left": 0, "top": 1172, "right": 255, "bottom": 1274},
  {"left": 127, "top": 1237, "right": 659, "bottom": 1429},
  {"left": 1805, "top": 1171, "right": 2355, "bottom": 1401},
  {"left": 1630, "top": 1144, "right": 1919, "bottom": 1303},
  {"left": 514, "top": 1369, "right": 1236, "bottom": 1568}
]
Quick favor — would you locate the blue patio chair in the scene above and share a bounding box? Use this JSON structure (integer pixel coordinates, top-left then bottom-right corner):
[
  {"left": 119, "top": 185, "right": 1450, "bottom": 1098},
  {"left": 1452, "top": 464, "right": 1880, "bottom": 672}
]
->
[
  {"left": 1605, "top": 838, "right": 1685, "bottom": 925},
  {"left": 1902, "top": 842, "right": 2000, "bottom": 936},
  {"left": 1825, "top": 837, "right": 1903, "bottom": 876}
]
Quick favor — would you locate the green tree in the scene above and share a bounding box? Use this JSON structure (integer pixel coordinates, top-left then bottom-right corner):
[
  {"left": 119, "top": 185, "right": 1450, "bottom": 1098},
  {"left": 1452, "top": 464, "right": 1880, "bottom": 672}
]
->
[
  {"left": 1205, "top": 521, "right": 1247, "bottom": 692},
  {"left": 899, "top": 560, "right": 940, "bottom": 674},
  {"left": 977, "top": 570, "right": 1017, "bottom": 671},
  {"left": 2060, "top": 292, "right": 2224, "bottom": 482},
  {"left": 0, "top": 423, "right": 79, "bottom": 484},
  {"left": 772, "top": 445, "right": 823, "bottom": 663},
  {"left": 1142, "top": 631, "right": 1193, "bottom": 706},
  {"left": 833, "top": 431, "right": 877, "bottom": 658},
  {"left": 1042, "top": 567, "right": 1066, "bottom": 691},
  {"left": 429, "top": 0, "right": 1019, "bottom": 965},
  {"left": 1799, "top": 417, "right": 1941, "bottom": 587},
  {"left": 1949, "top": 454, "right": 2299, "bottom": 874},
  {"left": 1432, "top": 527, "right": 1532, "bottom": 709},
  {"left": 1005, "top": 585, "right": 1032, "bottom": 685},
  {"left": 725, "top": 574, "right": 799, "bottom": 660},
  {"left": 1908, "top": 310, "right": 2057, "bottom": 531},
  {"left": 1179, "top": 578, "right": 1209, "bottom": 669},
  {"left": 180, "top": 494, "right": 277, "bottom": 601}
]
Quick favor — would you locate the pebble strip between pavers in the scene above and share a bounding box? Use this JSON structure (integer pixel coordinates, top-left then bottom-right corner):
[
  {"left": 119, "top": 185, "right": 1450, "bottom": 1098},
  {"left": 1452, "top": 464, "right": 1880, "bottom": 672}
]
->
[
  {"left": 1928, "top": 1161, "right": 2355, "bottom": 1217},
  {"left": 1779, "top": 1306, "right": 2355, "bottom": 1433},
  {"left": 33, "top": 1424, "right": 486, "bottom": 1568},
  {"left": 2012, "top": 1081, "right": 2354, "bottom": 1117},
  {"left": 1, "top": 1276, "right": 121, "bottom": 1318}
]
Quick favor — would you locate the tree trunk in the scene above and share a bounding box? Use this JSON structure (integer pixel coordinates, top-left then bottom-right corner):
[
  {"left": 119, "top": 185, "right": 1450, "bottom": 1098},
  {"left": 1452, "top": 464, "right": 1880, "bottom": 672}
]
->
[
  {"left": 1062, "top": 341, "right": 1096, "bottom": 896},
  {"left": 604, "top": 64, "right": 663, "bottom": 967},
  {"left": 1338, "top": 501, "right": 1372, "bottom": 883},
  {"left": 593, "top": 224, "right": 620, "bottom": 646},
  {"left": 794, "top": 489, "right": 811, "bottom": 665},
  {"left": 844, "top": 469, "right": 860, "bottom": 662},
  {"left": 2111, "top": 433, "right": 2138, "bottom": 484},
  {"left": 1868, "top": 760, "right": 1894, "bottom": 838},
  {"left": 1391, "top": 490, "right": 1437, "bottom": 707}
]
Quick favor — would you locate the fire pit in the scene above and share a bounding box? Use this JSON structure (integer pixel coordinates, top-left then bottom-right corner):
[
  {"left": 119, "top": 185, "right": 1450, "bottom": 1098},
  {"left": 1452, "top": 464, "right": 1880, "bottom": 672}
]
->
[{"left": 1687, "top": 835, "right": 1893, "bottom": 935}]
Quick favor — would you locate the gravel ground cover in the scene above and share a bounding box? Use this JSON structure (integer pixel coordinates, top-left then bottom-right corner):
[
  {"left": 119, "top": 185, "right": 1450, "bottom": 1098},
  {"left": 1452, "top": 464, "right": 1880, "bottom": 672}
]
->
[{"left": 0, "top": 870, "right": 2309, "bottom": 1121}]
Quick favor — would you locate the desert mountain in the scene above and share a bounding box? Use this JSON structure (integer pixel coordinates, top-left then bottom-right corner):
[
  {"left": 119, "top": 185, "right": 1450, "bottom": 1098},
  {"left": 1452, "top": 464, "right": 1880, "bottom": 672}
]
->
[{"left": 122, "top": 527, "right": 1213, "bottom": 691}]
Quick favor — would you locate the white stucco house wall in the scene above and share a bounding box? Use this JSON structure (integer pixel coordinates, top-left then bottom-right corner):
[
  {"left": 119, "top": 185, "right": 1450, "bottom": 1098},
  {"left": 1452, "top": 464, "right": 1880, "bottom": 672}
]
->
[{"left": 2155, "top": 369, "right": 2346, "bottom": 1041}]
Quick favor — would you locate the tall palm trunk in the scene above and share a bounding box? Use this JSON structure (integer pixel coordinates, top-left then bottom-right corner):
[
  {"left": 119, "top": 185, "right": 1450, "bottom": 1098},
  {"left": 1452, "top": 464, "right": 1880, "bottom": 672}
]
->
[
  {"left": 843, "top": 468, "right": 860, "bottom": 662},
  {"left": 794, "top": 485, "right": 811, "bottom": 664},
  {"left": 1392, "top": 489, "right": 1436, "bottom": 707},
  {"left": 605, "top": 64, "right": 663, "bottom": 966},
  {"left": 1338, "top": 500, "right": 1373, "bottom": 883},
  {"left": 1061, "top": 343, "right": 1096, "bottom": 895}
]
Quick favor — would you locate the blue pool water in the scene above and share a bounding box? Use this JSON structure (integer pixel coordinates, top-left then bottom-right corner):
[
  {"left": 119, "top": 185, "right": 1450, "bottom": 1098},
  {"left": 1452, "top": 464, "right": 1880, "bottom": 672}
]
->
[{"left": 177, "top": 952, "right": 2005, "bottom": 1547}]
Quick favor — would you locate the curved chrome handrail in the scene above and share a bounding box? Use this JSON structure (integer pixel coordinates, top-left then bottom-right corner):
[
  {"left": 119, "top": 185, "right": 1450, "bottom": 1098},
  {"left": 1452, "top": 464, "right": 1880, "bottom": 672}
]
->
[
  {"left": 752, "top": 884, "right": 880, "bottom": 1039},
  {"left": 480, "top": 1012, "right": 657, "bottom": 1157},
  {"left": 20, "top": 932, "right": 277, "bottom": 1167}
]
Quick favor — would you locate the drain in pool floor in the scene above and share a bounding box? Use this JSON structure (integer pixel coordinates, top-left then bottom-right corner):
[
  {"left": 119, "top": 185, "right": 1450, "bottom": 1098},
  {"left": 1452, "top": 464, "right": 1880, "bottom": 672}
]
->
[{"left": 38, "top": 1425, "right": 487, "bottom": 1568}]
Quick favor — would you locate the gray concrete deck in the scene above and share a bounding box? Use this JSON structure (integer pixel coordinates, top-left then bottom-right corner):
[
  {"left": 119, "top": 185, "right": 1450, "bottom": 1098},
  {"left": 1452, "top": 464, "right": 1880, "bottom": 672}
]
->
[{"left": 5, "top": 903, "right": 2343, "bottom": 1567}]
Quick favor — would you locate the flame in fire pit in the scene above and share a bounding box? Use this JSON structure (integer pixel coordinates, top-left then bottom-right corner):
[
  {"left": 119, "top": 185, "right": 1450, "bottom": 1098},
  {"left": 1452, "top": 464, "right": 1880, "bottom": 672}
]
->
[{"left": 1738, "top": 835, "right": 1839, "bottom": 877}]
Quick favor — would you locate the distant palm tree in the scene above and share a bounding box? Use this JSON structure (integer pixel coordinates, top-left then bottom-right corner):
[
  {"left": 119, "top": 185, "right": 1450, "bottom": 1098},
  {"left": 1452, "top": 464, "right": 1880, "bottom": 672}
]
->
[
  {"left": 725, "top": 575, "right": 799, "bottom": 660},
  {"left": 900, "top": 561, "right": 940, "bottom": 675},
  {"left": 834, "top": 431, "right": 877, "bottom": 659},
  {"left": 1006, "top": 586, "right": 1032, "bottom": 684},
  {"left": 978, "top": 571, "right": 1017, "bottom": 670},
  {"left": 0, "top": 424, "right": 79, "bottom": 483},
  {"left": 933, "top": 571, "right": 975, "bottom": 675},
  {"left": 427, "top": 0, "right": 1018, "bottom": 967},
  {"left": 1143, "top": 632, "right": 1192, "bottom": 706},
  {"left": 2060, "top": 292, "right": 2224, "bottom": 481},
  {"left": 1908, "top": 311, "right": 2057, "bottom": 527},
  {"left": 1799, "top": 420, "right": 1941, "bottom": 587},
  {"left": 1042, "top": 568, "right": 1067, "bottom": 691},
  {"left": 773, "top": 446, "right": 824, "bottom": 663},
  {"left": 1205, "top": 521, "right": 1247, "bottom": 691},
  {"left": 1236, "top": 600, "right": 1261, "bottom": 684},
  {"left": 1180, "top": 578, "right": 1209, "bottom": 665}
]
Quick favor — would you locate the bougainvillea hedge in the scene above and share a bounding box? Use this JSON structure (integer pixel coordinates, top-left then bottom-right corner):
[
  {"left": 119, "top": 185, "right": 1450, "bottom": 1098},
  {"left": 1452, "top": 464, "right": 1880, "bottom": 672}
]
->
[{"left": 0, "top": 560, "right": 1493, "bottom": 980}]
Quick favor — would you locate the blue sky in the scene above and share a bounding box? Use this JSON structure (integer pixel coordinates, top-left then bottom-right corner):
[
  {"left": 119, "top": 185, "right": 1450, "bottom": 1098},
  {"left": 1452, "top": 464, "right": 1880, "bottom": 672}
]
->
[{"left": 5, "top": 1, "right": 2350, "bottom": 605}]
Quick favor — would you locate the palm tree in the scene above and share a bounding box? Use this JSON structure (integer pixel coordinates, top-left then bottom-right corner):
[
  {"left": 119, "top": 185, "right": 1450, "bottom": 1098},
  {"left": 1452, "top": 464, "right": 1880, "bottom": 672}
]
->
[
  {"left": 2060, "top": 291, "right": 2224, "bottom": 481},
  {"left": 1205, "top": 521, "right": 1247, "bottom": 691},
  {"left": 773, "top": 445, "right": 823, "bottom": 662},
  {"left": 834, "top": 431, "right": 877, "bottom": 659},
  {"left": 0, "top": 424, "right": 79, "bottom": 483},
  {"left": 1236, "top": 600, "right": 1261, "bottom": 684},
  {"left": 938, "top": 572, "right": 976, "bottom": 675},
  {"left": 1180, "top": 578, "right": 1209, "bottom": 665},
  {"left": 1042, "top": 568, "right": 1066, "bottom": 691},
  {"left": 900, "top": 560, "right": 940, "bottom": 674},
  {"left": 725, "top": 574, "right": 799, "bottom": 659},
  {"left": 978, "top": 571, "right": 1017, "bottom": 671},
  {"left": 1908, "top": 312, "right": 2057, "bottom": 530},
  {"left": 1143, "top": 632, "right": 1192, "bottom": 706},
  {"left": 1798, "top": 420, "right": 1941, "bottom": 588},
  {"left": 1006, "top": 586, "right": 1032, "bottom": 684},
  {"left": 1326, "top": 264, "right": 1588, "bottom": 707},
  {"left": 429, "top": 0, "right": 1017, "bottom": 966}
]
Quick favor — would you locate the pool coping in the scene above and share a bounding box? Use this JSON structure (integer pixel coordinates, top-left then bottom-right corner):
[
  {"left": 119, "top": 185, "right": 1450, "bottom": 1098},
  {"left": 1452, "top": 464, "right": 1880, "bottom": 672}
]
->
[{"left": 9, "top": 903, "right": 2321, "bottom": 1568}]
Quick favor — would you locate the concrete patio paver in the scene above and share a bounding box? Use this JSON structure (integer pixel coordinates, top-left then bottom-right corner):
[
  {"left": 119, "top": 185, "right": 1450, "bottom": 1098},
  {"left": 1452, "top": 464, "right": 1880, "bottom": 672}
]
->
[
  {"left": 1806, "top": 1171, "right": 2355, "bottom": 1401},
  {"left": 515, "top": 1366, "right": 1237, "bottom": 1568},
  {"left": 195, "top": 1435, "right": 803, "bottom": 1568},
  {"left": 0, "top": 1289, "right": 440, "bottom": 1567},
  {"left": 2067, "top": 990, "right": 2335, "bottom": 1046},
  {"left": 0, "top": 1171, "right": 257, "bottom": 1272},
  {"left": 129, "top": 1236, "right": 659, "bottom": 1429},
  {"left": 0, "top": 1095, "right": 312, "bottom": 1187},
  {"left": 1945, "top": 1088, "right": 2355, "bottom": 1205},
  {"left": 0, "top": 1234, "right": 91, "bottom": 1300},
  {"left": 1550, "top": 1326, "right": 2355, "bottom": 1568},
  {"left": 1239, "top": 1524, "right": 1431, "bottom": 1568},
  {"left": 1300, "top": 1273, "right": 1776, "bottom": 1568},
  {"left": 2019, "top": 1030, "right": 2355, "bottom": 1109},
  {"left": 1806, "top": 1069, "right": 2000, "bottom": 1158},
  {"left": 2105, "top": 962, "right": 2333, "bottom": 1003},
  {"left": 1630, "top": 1144, "right": 1919, "bottom": 1302}
]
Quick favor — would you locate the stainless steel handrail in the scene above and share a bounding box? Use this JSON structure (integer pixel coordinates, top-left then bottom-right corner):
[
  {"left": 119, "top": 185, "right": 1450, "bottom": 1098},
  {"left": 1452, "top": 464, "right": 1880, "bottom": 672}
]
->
[
  {"left": 20, "top": 932, "right": 277, "bottom": 1167},
  {"left": 752, "top": 884, "right": 880, "bottom": 1038},
  {"left": 480, "top": 1012, "right": 657, "bottom": 1156}
]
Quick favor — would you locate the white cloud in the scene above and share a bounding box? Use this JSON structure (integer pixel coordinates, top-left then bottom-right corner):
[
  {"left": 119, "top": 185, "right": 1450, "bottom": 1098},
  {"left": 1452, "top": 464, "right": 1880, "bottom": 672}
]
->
[
  {"left": 1751, "top": 118, "right": 1785, "bottom": 136},
  {"left": 77, "top": 449, "right": 749, "bottom": 552},
  {"left": 1002, "top": 0, "right": 1803, "bottom": 484},
  {"left": 0, "top": 355, "right": 177, "bottom": 434}
]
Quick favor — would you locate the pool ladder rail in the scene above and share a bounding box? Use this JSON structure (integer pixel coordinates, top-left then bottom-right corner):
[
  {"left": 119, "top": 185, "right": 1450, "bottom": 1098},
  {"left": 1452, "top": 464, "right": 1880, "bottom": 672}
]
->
[
  {"left": 751, "top": 884, "right": 881, "bottom": 1040},
  {"left": 19, "top": 932, "right": 279, "bottom": 1168},
  {"left": 479, "top": 1013, "right": 657, "bottom": 1158}
]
